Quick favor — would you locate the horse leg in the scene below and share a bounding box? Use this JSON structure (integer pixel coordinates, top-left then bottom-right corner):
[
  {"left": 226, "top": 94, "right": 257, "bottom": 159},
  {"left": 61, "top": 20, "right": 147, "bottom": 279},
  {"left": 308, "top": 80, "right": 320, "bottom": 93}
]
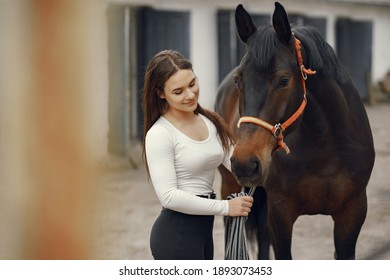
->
[
  {"left": 245, "top": 187, "right": 271, "bottom": 259},
  {"left": 332, "top": 192, "right": 368, "bottom": 260},
  {"left": 256, "top": 191, "right": 271, "bottom": 260},
  {"left": 268, "top": 199, "right": 298, "bottom": 259}
]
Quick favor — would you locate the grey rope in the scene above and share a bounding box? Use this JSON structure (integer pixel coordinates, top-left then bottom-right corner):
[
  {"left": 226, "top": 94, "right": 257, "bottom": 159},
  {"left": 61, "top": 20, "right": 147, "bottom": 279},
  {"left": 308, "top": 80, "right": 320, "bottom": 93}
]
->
[{"left": 224, "top": 187, "right": 256, "bottom": 260}]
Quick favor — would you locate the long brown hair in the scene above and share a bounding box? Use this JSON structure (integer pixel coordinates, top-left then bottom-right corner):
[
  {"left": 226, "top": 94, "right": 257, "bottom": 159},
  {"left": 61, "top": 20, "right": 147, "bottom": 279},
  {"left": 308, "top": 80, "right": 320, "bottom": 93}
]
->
[{"left": 142, "top": 50, "right": 235, "bottom": 175}]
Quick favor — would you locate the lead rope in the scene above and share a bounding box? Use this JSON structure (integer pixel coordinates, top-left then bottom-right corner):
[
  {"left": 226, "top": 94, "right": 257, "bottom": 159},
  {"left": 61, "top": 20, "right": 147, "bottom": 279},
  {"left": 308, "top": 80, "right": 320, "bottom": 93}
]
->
[{"left": 224, "top": 187, "right": 256, "bottom": 260}]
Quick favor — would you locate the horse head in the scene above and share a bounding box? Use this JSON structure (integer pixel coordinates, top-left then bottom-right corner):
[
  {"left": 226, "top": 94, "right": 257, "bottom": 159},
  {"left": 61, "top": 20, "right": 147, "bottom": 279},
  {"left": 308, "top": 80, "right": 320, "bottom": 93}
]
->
[{"left": 231, "top": 2, "right": 314, "bottom": 187}]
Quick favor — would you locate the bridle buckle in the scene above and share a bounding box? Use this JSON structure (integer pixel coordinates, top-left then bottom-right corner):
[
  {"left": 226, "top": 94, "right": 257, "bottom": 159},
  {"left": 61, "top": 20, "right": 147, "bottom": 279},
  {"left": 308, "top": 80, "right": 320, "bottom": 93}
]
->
[{"left": 273, "top": 123, "right": 282, "bottom": 138}]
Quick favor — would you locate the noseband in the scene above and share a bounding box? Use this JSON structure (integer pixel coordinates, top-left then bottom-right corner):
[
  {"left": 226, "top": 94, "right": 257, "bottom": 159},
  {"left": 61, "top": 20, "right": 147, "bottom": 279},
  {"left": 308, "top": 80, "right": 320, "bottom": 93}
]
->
[{"left": 237, "top": 34, "right": 316, "bottom": 154}]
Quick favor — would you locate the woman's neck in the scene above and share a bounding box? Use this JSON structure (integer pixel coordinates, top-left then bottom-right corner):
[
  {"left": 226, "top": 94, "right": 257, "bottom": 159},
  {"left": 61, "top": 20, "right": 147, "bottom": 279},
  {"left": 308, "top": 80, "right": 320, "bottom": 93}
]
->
[{"left": 163, "top": 109, "right": 196, "bottom": 124}]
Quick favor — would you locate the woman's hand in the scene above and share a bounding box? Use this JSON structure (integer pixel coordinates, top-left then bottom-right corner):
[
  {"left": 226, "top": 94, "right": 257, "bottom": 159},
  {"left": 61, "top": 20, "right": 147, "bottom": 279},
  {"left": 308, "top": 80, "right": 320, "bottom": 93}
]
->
[{"left": 227, "top": 196, "right": 254, "bottom": 217}]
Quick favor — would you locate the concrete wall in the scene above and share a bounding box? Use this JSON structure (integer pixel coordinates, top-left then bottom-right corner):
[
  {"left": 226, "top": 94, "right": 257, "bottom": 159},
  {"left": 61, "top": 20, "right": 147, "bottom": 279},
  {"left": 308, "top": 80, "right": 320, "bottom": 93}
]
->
[
  {"left": 93, "top": 0, "right": 390, "bottom": 158},
  {"left": 104, "top": 0, "right": 390, "bottom": 151}
]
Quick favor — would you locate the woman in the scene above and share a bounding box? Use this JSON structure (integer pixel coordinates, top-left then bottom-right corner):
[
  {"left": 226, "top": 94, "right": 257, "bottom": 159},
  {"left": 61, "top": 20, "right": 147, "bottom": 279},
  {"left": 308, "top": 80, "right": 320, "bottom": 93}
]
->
[{"left": 142, "top": 50, "right": 253, "bottom": 260}]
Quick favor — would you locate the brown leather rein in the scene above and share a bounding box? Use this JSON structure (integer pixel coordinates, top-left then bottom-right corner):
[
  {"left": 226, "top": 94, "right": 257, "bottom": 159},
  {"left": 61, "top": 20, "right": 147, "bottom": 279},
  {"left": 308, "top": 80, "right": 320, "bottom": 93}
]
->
[{"left": 237, "top": 35, "right": 316, "bottom": 154}]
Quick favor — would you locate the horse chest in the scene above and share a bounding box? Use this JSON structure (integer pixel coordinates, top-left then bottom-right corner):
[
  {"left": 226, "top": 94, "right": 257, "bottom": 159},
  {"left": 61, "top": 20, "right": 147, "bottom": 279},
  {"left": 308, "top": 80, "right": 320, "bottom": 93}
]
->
[
  {"left": 295, "top": 171, "right": 355, "bottom": 215},
  {"left": 268, "top": 161, "right": 355, "bottom": 215}
]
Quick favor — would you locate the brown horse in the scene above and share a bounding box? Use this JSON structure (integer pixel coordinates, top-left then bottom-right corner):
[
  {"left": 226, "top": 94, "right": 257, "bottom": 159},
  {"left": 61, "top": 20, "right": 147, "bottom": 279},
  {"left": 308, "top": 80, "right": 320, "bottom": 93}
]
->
[{"left": 216, "top": 2, "right": 375, "bottom": 259}]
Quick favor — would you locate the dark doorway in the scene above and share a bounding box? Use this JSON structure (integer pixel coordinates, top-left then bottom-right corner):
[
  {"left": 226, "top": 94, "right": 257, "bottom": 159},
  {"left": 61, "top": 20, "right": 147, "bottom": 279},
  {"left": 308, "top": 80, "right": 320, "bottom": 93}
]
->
[
  {"left": 136, "top": 7, "right": 190, "bottom": 140},
  {"left": 336, "top": 18, "right": 372, "bottom": 100},
  {"left": 107, "top": 5, "right": 190, "bottom": 155}
]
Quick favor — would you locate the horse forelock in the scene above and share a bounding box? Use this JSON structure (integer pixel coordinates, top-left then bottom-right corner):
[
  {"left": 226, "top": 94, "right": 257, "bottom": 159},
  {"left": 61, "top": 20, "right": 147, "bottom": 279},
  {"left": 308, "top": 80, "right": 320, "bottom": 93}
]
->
[{"left": 245, "top": 25, "right": 282, "bottom": 72}]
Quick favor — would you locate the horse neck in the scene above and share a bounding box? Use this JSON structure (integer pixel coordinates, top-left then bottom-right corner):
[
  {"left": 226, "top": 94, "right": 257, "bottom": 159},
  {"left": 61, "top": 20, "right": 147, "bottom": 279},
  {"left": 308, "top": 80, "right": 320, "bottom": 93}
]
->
[
  {"left": 303, "top": 75, "right": 364, "bottom": 137},
  {"left": 301, "top": 76, "right": 351, "bottom": 136},
  {"left": 301, "top": 86, "right": 330, "bottom": 135}
]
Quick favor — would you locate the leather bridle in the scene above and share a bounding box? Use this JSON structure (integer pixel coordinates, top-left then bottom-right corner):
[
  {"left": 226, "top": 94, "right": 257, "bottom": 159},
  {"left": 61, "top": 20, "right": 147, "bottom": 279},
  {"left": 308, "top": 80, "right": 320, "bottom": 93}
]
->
[{"left": 237, "top": 34, "right": 316, "bottom": 154}]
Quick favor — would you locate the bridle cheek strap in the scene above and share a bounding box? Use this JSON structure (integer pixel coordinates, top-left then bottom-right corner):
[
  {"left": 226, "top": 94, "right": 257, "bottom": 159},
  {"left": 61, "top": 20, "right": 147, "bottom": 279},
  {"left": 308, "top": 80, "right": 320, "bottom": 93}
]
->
[{"left": 237, "top": 35, "right": 315, "bottom": 154}]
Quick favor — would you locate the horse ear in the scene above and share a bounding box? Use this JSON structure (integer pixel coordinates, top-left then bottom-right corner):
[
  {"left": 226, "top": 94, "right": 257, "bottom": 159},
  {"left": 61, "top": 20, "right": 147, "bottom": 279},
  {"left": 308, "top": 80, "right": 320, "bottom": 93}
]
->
[
  {"left": 272, "top": 2, "right": 292, "bottom": 45},
  {"left": 235, "top": 4, "right": 257, "bottom": 43}
]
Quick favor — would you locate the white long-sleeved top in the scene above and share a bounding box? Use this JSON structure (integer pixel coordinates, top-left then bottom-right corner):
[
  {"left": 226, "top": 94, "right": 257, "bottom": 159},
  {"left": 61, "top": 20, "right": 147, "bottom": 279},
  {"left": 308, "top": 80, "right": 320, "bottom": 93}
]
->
[{"left": 145, "top": 114, "right": 231, "bottom": 216}]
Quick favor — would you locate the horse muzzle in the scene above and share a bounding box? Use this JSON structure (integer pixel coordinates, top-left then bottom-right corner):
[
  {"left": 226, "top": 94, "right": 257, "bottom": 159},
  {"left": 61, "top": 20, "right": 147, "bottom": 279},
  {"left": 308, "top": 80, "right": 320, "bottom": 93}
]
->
[
  {"left": 231, "top": 155, "right": 262, "bottom": 187},
  {"left": 231, "top": 151, "right": 272, "bottom": 188}
]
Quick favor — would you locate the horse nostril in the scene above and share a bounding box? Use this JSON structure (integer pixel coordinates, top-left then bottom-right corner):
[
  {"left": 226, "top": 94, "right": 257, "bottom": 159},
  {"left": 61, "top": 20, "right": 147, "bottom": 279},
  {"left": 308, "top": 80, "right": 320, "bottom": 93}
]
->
[
  {"left": 251, "top": 157, "right": 259, "bottom": 172},
  {"left": 231, "top": 156, "right": 262, "bottom": 179}
]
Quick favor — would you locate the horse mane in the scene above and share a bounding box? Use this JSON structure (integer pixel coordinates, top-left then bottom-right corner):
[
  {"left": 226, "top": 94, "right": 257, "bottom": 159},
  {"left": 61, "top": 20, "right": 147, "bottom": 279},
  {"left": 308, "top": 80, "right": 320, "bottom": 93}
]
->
[{"left": 242, "top": 25, "right": 348, "bottom": 85}]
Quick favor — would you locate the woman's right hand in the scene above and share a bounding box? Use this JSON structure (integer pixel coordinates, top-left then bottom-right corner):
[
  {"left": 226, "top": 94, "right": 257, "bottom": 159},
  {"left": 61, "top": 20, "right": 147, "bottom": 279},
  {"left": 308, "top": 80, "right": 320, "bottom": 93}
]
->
[{"left": 227, "top": 196, "right": 253, "bottom": 217}]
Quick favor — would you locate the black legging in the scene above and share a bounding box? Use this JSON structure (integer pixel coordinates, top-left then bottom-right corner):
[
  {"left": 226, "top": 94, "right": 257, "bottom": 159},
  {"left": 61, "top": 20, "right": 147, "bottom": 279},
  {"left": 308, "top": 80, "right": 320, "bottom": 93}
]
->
[{"left": 150, "top": 208, "right": 215, "bottom": 260}]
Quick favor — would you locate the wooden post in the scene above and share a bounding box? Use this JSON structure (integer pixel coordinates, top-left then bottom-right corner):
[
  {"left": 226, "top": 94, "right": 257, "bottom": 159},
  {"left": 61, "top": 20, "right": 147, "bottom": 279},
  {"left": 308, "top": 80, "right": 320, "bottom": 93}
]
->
[{"left": 23, "top": 0, "right": 94, "bottom": 259}]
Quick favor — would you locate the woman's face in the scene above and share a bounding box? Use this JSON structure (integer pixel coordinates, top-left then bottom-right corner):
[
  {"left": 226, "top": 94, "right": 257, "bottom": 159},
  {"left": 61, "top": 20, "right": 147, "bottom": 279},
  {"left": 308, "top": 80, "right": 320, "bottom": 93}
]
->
[{"left": 159, "top": 69, "right": 199, "bottom": 115}]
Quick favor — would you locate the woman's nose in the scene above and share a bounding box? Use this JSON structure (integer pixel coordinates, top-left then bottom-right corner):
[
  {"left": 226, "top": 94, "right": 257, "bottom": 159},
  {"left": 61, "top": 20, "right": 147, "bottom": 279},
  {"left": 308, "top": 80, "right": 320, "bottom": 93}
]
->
[{"left": 185, "top": 88, "right": 196, "bottom": 99}]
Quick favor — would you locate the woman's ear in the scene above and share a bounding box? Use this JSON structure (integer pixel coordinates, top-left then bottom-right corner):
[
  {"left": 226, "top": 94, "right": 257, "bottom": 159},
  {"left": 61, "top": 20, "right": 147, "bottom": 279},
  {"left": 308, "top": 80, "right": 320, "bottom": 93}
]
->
[{"left": 156, "top": 89, "right": 165, "bottom": 99}]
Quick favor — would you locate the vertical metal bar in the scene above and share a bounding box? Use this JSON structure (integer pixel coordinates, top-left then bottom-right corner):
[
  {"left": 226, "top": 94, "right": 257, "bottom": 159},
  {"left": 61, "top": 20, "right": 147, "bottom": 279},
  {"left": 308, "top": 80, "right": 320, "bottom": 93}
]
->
[
  {"left": 124, "top": 6, "right": 131, "bottom": 156},
  {"left": 229, "top": 11, "right": 237, "bottom": 68}
]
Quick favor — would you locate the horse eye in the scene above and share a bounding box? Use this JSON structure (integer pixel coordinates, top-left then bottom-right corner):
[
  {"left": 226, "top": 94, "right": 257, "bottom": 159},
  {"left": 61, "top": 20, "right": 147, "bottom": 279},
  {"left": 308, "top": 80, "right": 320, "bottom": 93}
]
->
[{"left": 277, "top": 77, "right": 290, "bottom": 88}]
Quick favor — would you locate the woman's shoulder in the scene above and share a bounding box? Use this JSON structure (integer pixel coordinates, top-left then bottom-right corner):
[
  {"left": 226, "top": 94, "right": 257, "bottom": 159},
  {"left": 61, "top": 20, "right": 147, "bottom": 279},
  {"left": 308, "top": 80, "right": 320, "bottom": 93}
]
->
[
  {"left": 146, "top": 117, "right": 174, "bottom": 140},
  {"left": 199, "top": 113, "right": 217, "bottom": 132}
]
